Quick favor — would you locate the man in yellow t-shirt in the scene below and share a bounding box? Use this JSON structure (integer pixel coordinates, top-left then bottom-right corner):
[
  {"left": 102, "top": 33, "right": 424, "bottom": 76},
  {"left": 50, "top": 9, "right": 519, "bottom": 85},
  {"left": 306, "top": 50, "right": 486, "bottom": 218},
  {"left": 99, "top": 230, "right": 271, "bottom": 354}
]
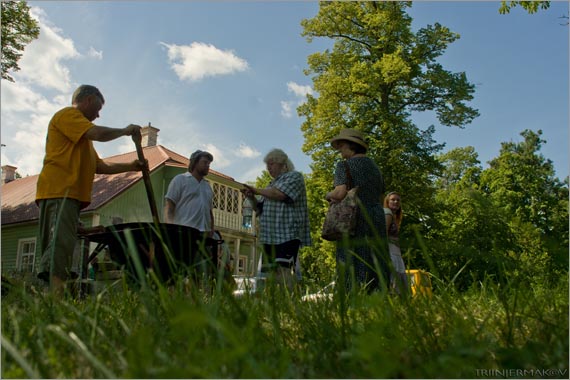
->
[{"left": 36, "top": 84, "right": 144, "bottom": 295}]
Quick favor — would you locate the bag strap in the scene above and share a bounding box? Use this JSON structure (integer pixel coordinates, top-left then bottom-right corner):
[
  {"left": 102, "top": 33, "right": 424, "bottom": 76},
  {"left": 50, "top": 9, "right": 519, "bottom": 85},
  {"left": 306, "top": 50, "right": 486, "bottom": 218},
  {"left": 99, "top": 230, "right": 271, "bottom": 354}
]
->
[{"left": 343, "top": 161, "right": 353, "bottom": 190}]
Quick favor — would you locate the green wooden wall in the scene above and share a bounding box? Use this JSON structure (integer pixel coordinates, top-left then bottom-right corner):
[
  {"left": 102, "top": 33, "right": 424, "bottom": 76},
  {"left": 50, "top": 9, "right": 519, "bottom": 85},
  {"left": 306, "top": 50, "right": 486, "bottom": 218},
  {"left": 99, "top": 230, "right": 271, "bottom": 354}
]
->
[{"left": 1, "top": 222, "right": 38, "bottom": 273}]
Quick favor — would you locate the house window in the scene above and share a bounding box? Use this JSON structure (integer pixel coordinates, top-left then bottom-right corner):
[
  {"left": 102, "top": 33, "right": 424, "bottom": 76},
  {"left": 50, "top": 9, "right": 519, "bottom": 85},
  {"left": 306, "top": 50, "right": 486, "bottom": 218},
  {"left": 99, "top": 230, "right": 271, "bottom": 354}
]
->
[
  {"left": 234, "top": 189, "right": 240, "bottom": 213},
  {"left": 213, "top": 183, "right": 220, "bottom": 209},
  {"left": 229, "top": 188, "right": 239, "bottom": 214},
  {"left": 213, "top": 183, "right": 227, "bottom": 211},
  {"left": 238, "top": 255, "right": 247, "bottom": 274},
  {"left": 219, "top": 186, "right": 227, "bottom": 211},
  {"left": 17, "top": 238, "right": 36, "bottom": 272},
  {"left": 212, "top": 183, "right": 240, "bottom": 214}
]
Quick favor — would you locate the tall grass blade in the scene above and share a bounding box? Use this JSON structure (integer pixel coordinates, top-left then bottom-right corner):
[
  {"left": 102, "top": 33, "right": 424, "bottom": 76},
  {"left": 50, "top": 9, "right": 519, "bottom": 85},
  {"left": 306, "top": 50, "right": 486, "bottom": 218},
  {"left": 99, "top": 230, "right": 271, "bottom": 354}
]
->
[
  {"left": 46, "top": 325, "right": 117, "bottom": 378},
  {"left": 1, "top": 335, "right": 41, "bottom": 378},
  {"left": 123, "top": 228, "right": 148, "bottom": 290}
]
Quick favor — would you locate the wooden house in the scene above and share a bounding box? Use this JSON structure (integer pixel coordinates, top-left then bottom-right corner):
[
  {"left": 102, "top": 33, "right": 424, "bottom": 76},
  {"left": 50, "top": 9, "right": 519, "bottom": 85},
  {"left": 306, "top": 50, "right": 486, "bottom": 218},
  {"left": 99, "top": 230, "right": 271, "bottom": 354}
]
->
[{"left": 1, "top": 125, "right": 260, "bottom": 278}]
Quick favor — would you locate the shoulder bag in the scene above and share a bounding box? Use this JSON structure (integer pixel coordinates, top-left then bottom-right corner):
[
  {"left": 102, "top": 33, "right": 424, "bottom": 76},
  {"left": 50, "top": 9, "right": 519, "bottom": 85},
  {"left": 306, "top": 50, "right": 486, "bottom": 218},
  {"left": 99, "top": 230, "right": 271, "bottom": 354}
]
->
[{"left": 321, "top": 161, "right": 359, "bottom": 241}]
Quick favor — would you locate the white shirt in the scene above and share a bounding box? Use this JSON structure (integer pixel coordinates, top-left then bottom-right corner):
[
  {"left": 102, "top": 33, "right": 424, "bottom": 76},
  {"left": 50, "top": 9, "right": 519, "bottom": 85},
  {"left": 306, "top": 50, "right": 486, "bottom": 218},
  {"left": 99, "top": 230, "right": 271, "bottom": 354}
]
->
[{"left": 165, "top": 172, "right": 213, "bottom": 232}]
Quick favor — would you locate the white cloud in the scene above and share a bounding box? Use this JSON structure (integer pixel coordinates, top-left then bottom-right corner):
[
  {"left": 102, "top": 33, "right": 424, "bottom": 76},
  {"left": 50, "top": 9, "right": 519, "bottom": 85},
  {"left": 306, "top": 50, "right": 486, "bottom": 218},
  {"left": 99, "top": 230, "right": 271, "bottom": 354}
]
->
[
  {"left": 1, "top": 81, "right": 68, "bottom": 176},
  {"left": 0, "top": 6, "right": 81, "bottom": 176},
  {"left": 160, "top": 41, "right": 249, "bottom": 83},
  {"left": 280, "top": 100, "right": 295, "bottom": 119},
  {"left": 287, "top": 81, "right": 314, "bottom": 97},
  {"left": 12, "top": 129, "right": 46, "bottom": 167},
  {"left": 0, "top": 7, "right": 119, "bottom": 176},
  {"left": 280, "top": 81, "right": 314, "bottom": 119},
  {"left": 201, "top": 143, "right": 231, "bottom": 169},
  {"left": 280, "top": 100, "right": 294, "bottom": 118},
  {"left": 15, "top": 7, "right": 81, "bottom": 92},
  {"left": 87, "top": 46, "right": 103, "bottom": 60},
  {"left": 234, "top": 143, "right": 261, "bottom": 159},
  {"left": 0, "top": 81, "right": 45, "bottom": 112},
  {"left": 117, "top": 140, "right": 136, "bottom": 155}
]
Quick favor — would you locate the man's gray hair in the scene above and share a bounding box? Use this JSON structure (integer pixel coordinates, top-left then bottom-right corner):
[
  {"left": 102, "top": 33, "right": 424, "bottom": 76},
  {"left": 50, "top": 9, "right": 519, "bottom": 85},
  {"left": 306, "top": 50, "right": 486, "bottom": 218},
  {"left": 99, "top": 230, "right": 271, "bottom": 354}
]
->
[
  {"left": 72, "top": 85, "right": 105, "bottom": 105},
  {"left": 264, "top": 148, "right": 295, "bottom": 172}
]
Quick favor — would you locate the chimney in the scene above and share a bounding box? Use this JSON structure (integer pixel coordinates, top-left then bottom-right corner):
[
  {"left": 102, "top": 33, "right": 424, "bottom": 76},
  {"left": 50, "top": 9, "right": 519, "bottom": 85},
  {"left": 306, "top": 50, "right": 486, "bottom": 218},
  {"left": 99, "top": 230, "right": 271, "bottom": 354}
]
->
[
  {"left": 141, "top": 122, "right": 160, "bottom": 147},
  {"left": 1, "top": 165, "right": 17, "bottom": 184}
]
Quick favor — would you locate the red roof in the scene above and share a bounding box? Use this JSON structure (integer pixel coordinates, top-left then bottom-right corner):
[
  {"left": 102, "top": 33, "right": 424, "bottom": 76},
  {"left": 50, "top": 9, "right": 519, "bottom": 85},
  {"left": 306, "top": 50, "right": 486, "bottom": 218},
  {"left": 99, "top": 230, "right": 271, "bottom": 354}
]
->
[{"left": 1, "top": 145, "right": 235, "bottom": 226}]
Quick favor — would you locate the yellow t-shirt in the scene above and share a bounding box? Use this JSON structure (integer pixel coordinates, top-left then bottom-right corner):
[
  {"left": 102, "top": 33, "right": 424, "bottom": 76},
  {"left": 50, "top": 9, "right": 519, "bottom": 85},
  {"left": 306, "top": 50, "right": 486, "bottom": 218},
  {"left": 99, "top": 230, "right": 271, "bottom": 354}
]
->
[{"left": 36, "top": 107, "right": 102, "bottom": 208}]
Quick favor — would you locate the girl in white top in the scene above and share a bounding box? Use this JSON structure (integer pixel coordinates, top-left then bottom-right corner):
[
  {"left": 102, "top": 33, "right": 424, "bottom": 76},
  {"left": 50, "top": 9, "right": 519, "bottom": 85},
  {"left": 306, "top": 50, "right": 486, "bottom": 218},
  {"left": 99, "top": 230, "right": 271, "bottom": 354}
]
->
[{"left": 384, "top": 191, "right": 408, "bottom": 295}]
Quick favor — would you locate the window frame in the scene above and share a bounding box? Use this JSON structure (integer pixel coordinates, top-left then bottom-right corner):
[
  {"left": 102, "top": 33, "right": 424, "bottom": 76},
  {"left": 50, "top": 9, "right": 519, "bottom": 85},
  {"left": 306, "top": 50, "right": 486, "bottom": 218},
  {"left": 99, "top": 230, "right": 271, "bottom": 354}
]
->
[
  {"left": 16, "top": 237, "right": 37, "bottom": 273},
  {"left": 238, "top": 255, "right": 247, "bottom": 274}
]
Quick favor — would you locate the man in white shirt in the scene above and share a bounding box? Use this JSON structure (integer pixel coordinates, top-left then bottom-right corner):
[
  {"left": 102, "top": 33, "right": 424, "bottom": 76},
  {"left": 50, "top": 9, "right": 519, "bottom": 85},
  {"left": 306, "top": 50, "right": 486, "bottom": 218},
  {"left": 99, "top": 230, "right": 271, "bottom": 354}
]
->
[{"left": 164, "top": 150, "right": 215, "bottom": 236}]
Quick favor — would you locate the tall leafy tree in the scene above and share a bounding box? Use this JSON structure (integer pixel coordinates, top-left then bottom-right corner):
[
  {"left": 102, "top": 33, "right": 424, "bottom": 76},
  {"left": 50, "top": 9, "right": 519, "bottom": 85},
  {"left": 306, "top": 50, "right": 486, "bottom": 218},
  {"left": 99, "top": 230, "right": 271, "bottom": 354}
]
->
[
  {"left": 1, "top": 0, "right": 39, "bottom": 82},
  {"left": 299, "top": 1, "right": 478, "bottom": 207},
  {"left": 429, "top": 147, "right": 515, "bottom": 288},
  {"left": 480, "top": 129, "right": 568, "bottom": 283},
  {"left": 297, "top": 2, "right": 479, "bottom": 280},
  {"left": 429, "top": 131, "right": 567, "bottom": 288},
  {"left": 480, "top": 129, "right": 563, "bottom": 233}
]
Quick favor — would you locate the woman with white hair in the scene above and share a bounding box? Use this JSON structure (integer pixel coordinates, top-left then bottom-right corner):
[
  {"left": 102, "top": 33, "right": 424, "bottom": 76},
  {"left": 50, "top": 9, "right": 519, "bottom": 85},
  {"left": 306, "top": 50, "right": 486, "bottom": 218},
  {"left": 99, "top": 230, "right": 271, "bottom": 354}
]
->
[{"left": 241, "top": 149, "right": 311, "bottom": 289}]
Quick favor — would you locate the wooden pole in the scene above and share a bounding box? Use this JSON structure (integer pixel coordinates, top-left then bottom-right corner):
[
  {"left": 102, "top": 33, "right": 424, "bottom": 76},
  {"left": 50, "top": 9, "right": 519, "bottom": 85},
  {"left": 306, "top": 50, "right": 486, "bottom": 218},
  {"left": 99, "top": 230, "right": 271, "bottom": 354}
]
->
[{"left": 132, "top": 131, "right": 161, "bottom": 226}]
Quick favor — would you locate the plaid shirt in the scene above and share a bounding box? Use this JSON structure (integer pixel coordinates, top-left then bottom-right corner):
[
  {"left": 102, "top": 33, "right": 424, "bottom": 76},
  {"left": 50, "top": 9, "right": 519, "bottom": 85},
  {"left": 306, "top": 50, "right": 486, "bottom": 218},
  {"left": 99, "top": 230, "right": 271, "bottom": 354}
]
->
[{"left": 258, "top": 171, "right": 312, "bottom": 247}]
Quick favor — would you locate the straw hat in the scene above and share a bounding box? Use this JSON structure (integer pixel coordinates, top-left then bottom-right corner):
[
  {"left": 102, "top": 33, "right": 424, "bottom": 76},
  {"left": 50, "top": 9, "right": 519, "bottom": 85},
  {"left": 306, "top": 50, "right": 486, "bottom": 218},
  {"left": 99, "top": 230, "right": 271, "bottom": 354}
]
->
[{"left": 330, "top": 128, "right": 368, "bottom": 150}]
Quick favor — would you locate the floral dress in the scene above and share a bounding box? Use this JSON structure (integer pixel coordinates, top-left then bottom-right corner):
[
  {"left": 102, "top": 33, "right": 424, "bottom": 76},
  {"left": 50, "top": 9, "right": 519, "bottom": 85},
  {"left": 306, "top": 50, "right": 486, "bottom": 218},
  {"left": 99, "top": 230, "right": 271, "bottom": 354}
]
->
[{"left": 333, "top": 156, "right": 390, "bottom": 292}]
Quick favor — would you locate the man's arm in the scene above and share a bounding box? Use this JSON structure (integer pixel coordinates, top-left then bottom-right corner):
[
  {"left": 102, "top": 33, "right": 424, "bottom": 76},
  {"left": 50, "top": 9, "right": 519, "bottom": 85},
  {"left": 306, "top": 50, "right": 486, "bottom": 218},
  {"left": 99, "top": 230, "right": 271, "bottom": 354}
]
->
[
  {"left": 242, "top": 183, "right": 289, "bottom": 202},
  {"left": 163, "top": 199, "right": 176, "bottom": 224},
  {"left": 96, "top": 159, "right": 145, "bottom": 174},
  {"left": 84, "top": 124, "right": 140, "bottom": 142}
]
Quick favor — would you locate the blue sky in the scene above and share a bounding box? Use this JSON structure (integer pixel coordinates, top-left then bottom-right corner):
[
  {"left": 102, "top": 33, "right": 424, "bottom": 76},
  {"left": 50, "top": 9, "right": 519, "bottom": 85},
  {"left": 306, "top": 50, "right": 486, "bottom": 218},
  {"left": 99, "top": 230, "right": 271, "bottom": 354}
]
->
[{"left": 1, "top": 1, "right": 568, "bottom": 183}]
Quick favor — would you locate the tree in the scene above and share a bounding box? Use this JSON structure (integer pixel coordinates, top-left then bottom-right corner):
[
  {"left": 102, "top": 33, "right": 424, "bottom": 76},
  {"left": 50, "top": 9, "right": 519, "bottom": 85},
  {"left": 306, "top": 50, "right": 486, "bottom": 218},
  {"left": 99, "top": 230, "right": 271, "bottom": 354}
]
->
[
  {"left": 426, "top": 147, "right": 515, "bottom": 289},
  {"left": 1, "top": 0, "right": 39, "bottom": 82},
  {"left": 479, "top": 129, "right": 568, "bottom": 284},
  {"left": 299, "top": 1, "right": 478, "bottom": 203},
  {"left": 499, "top": 1, "right": 550, "bottom": 14},
  {"left": 435, "top": 146, "right": 482, "bottom": 191},
  {"left": 429, "top": 186, "right": 516, "bottom": 289},
  {"left": 480, "top": 130, "right": 563, "bottom": 233},
  {"left": 297, "top": 2, "right": 479, "bottom": 280},
  {"left": 253, "top": 170, "right": 272, "bottom": 189},
  {"left": 499, "top": 1, "right": 568, "bottom": 27}
]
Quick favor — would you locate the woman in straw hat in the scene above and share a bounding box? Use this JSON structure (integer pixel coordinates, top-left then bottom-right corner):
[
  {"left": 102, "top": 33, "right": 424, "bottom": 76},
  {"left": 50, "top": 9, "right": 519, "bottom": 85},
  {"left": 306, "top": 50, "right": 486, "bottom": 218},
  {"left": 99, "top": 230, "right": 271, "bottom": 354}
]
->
[{"left": 326, "top": 128, "right": 390, "bottom": 293}]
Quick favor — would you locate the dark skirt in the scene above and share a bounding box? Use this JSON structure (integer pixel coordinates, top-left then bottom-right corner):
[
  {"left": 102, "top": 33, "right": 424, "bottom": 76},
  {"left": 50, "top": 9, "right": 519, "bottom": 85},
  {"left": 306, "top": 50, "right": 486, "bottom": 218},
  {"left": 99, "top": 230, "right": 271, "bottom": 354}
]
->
[{"left": 336, "top": 203, "right": 390, "bottom": 293}]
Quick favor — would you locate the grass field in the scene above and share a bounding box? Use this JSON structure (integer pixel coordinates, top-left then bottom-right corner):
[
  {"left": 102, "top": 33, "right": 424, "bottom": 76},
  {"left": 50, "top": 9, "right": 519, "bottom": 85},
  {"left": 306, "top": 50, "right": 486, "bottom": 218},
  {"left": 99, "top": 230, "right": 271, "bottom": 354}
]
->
[{"left": 1, "top": 270, "right": 568, "bottom": 379}]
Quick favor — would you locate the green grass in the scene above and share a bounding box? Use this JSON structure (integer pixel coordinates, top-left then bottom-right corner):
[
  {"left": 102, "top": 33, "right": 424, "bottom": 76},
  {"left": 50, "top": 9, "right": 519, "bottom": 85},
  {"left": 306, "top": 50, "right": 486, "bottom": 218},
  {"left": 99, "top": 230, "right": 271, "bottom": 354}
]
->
[{"left": 1, "top": 271, "right": 568, "bottom": 379}]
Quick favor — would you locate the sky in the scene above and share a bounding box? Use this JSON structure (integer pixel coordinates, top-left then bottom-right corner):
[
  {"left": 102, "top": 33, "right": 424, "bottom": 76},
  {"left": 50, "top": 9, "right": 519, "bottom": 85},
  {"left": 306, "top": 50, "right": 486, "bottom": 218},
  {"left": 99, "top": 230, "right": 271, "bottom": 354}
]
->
[{"left": 1, "top": 1, "right": 568, "bottom": 184}]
